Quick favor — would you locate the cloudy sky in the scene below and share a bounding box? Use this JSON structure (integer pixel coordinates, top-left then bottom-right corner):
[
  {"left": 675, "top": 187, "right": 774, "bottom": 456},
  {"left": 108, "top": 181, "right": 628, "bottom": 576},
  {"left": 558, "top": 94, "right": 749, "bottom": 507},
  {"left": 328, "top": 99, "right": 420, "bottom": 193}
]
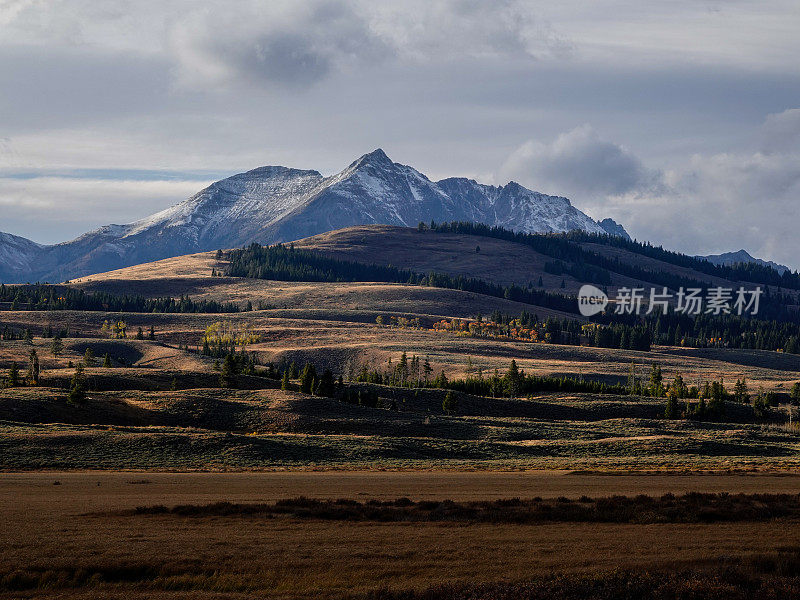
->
[{"left": 2, "top": 0, "right": 800, "bottom": 266}]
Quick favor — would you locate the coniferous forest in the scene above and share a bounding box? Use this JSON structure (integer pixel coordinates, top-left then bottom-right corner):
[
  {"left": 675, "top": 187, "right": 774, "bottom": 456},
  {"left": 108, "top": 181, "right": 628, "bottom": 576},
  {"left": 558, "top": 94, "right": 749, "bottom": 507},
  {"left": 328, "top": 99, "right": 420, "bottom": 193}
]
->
[
  {"left": 0, "top": 284, "right": 241, "bottom": 314},
  {"left": 225, "top": 242, "right": 579, "bottom": 313}
]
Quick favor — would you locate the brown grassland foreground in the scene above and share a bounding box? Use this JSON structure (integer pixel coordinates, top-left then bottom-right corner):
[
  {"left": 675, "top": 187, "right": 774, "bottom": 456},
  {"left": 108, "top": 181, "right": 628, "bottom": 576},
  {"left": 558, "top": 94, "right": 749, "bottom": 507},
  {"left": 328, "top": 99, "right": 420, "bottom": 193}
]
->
[
  {"left": 3, "top": 472, "right": 800, "bottom": 599},
  {"left": 3, "top": 246, "right": 800, "bottom": 597}
]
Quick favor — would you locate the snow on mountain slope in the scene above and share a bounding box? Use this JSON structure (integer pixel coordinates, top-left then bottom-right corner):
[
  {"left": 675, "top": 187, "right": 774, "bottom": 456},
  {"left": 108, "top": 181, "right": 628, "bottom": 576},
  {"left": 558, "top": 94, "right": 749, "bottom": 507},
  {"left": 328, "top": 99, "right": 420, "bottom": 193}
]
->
[
  {"left": 0, "top": 232, "right": 42, "bottom": 281},
  {"left": 0, "top": 149, "right": 629, "bottom": 283}
]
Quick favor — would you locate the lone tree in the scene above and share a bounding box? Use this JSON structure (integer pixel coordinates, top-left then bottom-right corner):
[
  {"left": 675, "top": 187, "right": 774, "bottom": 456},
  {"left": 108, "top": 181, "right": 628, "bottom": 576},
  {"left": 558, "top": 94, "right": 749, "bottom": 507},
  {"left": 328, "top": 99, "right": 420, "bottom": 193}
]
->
[
  {"left": 27, "top": 349, "right": 39, "bottom": 385},
  {"left": 7, "top": 362, "right": 20, "bottom": 387},
  {"left": 83, "top": 347, "right": 95, "bottom": 367},
  {"left": 68, "top": 364, "right": 87, "bottom": 404},
  {"left": 442, "top": 391, "right": 458, "bottom": 415},
  {"left": 103, "top": 353, "right": 112, "bottom": 368},
  {"left": 51, "top": 335, "right": 63, "bottom": 357},
  {"left": 504, "top": 359, "right": 523, "bottom": 398}
]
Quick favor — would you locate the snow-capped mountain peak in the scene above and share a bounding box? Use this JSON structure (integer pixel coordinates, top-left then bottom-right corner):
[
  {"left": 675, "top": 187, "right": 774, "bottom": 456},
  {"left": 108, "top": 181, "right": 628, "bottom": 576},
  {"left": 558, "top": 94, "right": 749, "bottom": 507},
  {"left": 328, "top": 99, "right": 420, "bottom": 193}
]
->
[{"left": 0, "top": 149, "right": 629, "bottom": 282}]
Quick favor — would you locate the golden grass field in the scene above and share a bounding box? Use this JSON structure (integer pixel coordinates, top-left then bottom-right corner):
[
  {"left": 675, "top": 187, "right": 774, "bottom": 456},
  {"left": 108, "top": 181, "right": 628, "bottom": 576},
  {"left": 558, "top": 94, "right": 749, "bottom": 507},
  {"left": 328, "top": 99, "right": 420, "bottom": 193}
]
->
[
  {"left": 4, "top": 231, "right": 800, "bottom": 597},
  {"left": 3, "top": 471, "right": 800, "bottom": 599}
]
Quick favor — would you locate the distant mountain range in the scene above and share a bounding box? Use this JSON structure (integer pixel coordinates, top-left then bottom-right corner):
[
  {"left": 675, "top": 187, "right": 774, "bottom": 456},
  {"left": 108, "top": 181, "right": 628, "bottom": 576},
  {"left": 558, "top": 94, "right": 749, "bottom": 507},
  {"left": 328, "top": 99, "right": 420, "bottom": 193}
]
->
[
  {"left": 697, "top": 249, "right": 789, "bottom": 275},
  {"left": 0, "top": 149, "right": 633, "bottom": 284}
]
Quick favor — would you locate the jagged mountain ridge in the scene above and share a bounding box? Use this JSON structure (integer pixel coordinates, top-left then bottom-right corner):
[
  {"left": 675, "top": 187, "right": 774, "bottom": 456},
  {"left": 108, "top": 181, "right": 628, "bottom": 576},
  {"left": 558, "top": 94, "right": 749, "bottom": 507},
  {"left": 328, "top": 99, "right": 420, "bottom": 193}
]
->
[{"left": 0, "top": 149, "right": 629, "bottom": 283}]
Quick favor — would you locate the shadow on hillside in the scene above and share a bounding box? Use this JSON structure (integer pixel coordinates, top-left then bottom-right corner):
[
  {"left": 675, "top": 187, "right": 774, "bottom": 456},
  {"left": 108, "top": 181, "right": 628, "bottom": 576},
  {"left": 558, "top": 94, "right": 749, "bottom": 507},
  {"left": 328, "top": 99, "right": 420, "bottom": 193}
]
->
[{"left": 656, "top": 347, "right": 800, "bottom": 372}]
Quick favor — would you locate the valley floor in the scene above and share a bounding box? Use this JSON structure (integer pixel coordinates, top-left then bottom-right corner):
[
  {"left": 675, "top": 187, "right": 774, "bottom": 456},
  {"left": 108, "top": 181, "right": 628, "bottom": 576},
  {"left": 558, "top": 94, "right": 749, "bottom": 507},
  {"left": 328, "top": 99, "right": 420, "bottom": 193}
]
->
[{"left": 3, "top": 472, "right": 800, "bottom": 599}]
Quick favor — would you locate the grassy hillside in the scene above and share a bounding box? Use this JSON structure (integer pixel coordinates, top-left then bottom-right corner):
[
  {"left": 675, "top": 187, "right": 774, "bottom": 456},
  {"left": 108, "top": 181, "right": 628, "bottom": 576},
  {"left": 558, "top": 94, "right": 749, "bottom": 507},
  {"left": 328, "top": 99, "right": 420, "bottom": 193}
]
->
[{"left": 2, "top": 224, "right": 800, "bottom": 472}]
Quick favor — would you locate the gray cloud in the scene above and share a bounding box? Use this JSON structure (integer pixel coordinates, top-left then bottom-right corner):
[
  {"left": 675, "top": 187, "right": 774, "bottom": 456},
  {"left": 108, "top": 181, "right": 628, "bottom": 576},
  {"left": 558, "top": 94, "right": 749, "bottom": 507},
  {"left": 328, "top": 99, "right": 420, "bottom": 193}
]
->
[
  {"left": 760, "top": 108, "right": 800, "bottom": 154},
  {"left": 499, "top": 125, "right": 658, "bottom": 197},
  {"left": 169, "top": 1, "right": 392, "bottom": 89},
  {"left": 0, "top": 176, "right": 212, "bottom": 244},
  {"left": 497, "top": 106, "right": 800, "bottom": 268},
  {"left": 602, "top": 150, "right": 800, "bottom": 268},
  {"left": 1, "top": 0, "right": 799, "bottom": 267}
]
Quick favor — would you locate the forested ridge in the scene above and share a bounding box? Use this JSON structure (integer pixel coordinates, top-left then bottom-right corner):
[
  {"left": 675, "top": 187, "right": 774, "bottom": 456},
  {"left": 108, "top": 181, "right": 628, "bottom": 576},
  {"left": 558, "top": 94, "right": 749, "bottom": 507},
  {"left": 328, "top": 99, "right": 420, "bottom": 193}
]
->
[
  {"left": 0, "top": 284, "right": 240, "bottom": 313},
  {"left": 225, "top": 242, "right": 580, "bottom": 314},
  {"left": 427, "top": 221, "right": 800, "bottom": 291}
]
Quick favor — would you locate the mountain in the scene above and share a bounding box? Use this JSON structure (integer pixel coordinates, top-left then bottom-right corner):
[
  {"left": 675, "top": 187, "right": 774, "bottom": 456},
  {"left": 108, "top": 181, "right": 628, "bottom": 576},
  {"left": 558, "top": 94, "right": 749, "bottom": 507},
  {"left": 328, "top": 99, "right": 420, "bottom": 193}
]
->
[
  {"left": 697, "top": 249, "right": 789, "bottom": 275},
  {"left": 0, "top": 149, "right": 629, "bottom": 283},
  {"left": 0, "top": 232, "right": 43, "bottom": 282},
  {"left": 597, "top": 218, "right": 631, "bottom": 240}
]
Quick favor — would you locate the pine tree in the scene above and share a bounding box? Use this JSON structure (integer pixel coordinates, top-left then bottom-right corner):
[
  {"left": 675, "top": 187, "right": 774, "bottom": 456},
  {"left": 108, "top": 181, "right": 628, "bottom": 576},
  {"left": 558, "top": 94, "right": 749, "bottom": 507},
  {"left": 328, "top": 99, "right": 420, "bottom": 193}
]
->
[
  {"left": 671, "top": 374, "right": 686, "bottom": 399},
  {"left": 398, "top": 352, "right": 409, "bottom": 385},
  {"left": 51, "top": 335, "right": 63, "bottom": 357},
  {"left": 8, "top": 362, "right": 20, "bottom": 387},
  {"left": 442, "top": 391, "right": 458, "bottom": 415},
  {"left": 753, "top": 392, "right": 768, "bottom": 419},
  {"left": 83, "top": 348, "right": 95, "bottom": 367},
  {"left": 103, "top": 353, "right": 112, "bottom": 368},
  {"left": 136, "top": 327, "right": 144, "bottom": 340},
  {"left": 281, "top": 369, "right": 291, "bottom": 391},
  {"left": 316, "top": 369, "right": 335, "bottom": 397},
  {"left": 664, "top": 388, "right": 679, "bottom": 419},
  {"left": 504, "top": 359, "right": 523, "bottom": 398},
  {"left": 220, "top": 353, "right": 237, "bottom": 388},
  {"left": 299, "top": 363, "right": 317, "bottom": 394},
  {"left": 148, "top": 326, "right": 155, "bottom": 340},
  {"left": 790, "top": 382, "right": 800, "bottom": 405},
  {"left": 68, "top": 364, "right": 87, "bottom": 403},
  {"left": 27, "top": 349, "right": 39, "bottom": 385},
  {"left": 648, "top": 364, "right": 663, "bottom": 396},
  {"left": 422, "top": 357, "right": 433, "bottom": 384},
  {"left": 537, "top": 276, "right": 544, "bottom": 287}
]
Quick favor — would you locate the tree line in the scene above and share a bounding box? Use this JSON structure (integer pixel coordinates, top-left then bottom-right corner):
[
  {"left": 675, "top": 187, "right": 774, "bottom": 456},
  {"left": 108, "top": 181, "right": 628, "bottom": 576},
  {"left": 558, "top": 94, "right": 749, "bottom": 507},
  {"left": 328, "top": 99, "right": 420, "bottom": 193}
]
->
[
  {"left": 560, "top": 229, "right": 800, "bottom": 291},
  {"left": 425, "top": 220, "right": 800, "bottom": 291},
  {"left": 490, "top": 309, "right": 800, "bottom": 355},
  {"left": 225, "top": 243, "right": 580, "bottom": 314},
  {"left": 0, "top": 284, "right": 241, "bottom": 313}
]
